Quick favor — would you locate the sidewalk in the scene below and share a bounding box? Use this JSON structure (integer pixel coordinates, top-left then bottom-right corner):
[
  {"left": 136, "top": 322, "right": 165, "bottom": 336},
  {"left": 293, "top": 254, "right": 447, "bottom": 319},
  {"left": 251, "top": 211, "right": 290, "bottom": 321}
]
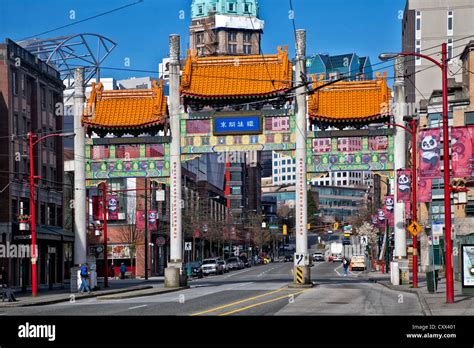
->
[
  {"left": 0, "top": 276, "right": 180, "bottom": 308},
  {"left": 369, "top": 271, "right": 474, "bottom": 315}
]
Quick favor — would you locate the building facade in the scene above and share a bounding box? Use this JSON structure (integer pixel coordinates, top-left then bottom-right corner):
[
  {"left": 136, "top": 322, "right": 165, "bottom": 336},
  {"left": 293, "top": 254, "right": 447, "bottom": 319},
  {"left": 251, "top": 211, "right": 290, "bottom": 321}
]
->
[
  {"left": 402, "top": 0, "right": 474, "bottom": 106},
  {"left": 0, "top": 39, "right": 70, "bottom": 288},
  {"left": 189, "top": 0, "right": 263, "bottom": 56}
]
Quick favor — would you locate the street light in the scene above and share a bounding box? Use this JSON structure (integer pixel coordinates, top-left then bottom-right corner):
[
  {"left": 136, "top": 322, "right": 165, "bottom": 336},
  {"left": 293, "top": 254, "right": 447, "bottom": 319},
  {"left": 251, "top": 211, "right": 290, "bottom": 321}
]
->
[
  {"left": 28, "top": 131, "right": 75, "bottom": 297},
  {"left": 379, "top": 44, "right": 454, "bottom": 303}
]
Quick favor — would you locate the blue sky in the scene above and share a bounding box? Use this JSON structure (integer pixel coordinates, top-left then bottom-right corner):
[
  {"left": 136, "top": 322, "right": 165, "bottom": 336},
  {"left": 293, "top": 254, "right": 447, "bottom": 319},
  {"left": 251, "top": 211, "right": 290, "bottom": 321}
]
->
[{"left": 0, "top": 0, "right": 406, "bottom": 80}]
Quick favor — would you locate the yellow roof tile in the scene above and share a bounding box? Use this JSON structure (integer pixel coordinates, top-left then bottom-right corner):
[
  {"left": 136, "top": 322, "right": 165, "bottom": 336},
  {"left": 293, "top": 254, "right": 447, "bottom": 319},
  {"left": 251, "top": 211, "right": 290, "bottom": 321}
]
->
[
  {"left": 308, "top": 72, "right": 391, "bottom": 123},
  {"left": 82, "top": 80, "right": 167, "bottom": 129},
  {"left": 181, "top": 46, "right": 292, "bottom": 99}
]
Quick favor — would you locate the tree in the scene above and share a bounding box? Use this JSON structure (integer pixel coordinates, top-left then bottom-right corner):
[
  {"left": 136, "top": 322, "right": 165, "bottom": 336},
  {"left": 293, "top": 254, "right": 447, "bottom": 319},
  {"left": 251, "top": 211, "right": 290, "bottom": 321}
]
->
[{"left": 115, "top": 211, "right": 142, "bottom": 278}]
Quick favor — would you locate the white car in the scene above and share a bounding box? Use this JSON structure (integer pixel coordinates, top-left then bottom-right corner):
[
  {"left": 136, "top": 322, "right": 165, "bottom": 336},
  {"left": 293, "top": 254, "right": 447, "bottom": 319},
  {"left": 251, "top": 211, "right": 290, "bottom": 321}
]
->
[{"left": 201, "top": 258, "right": 225, "bottom": 275}]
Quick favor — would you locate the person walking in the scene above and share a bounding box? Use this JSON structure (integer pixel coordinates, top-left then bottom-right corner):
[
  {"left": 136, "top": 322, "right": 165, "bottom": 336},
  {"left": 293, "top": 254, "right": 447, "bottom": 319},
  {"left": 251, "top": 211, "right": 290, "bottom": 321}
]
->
[
  {"left": 120, "top": 262, "right": 127, "bottom": 280},
  {"left": 342, "top": 257, "right": 350, "bottom": 277},
  {"left": 79, "top": 263, "right": 91, "bottom": 294}
]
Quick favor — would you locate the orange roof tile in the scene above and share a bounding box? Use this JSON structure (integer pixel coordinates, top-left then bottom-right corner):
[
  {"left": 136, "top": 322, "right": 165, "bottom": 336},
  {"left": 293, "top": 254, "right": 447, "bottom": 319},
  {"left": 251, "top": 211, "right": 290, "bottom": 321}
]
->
[
  {"left": 308, "top": 72, "right": 391, "bottom": 123},
  {"left": 181, "top": 46, "right": 292, "bottom": 99},
  {"left": 82, "top": 80, "right": 167, "bottom": 130}
]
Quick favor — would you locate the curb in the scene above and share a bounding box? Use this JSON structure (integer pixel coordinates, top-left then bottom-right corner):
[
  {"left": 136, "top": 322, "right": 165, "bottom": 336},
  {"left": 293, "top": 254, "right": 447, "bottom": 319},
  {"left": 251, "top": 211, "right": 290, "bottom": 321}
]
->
[
  {"left": 373, "top": 280, "right": 432, "bottom": 316},
  {"left": 0, "top": 285, "right": 154, "bottom": 308},
  {"left": 97, "top": 286, "right": 189, "bottom": 300}
]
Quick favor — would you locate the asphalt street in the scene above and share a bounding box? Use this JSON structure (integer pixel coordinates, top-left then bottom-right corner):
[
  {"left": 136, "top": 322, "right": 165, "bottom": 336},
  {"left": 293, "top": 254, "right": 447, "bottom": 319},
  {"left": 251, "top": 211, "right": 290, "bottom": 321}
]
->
[{"left": 0, "top": 259, "right": 424, "bottom": 316}]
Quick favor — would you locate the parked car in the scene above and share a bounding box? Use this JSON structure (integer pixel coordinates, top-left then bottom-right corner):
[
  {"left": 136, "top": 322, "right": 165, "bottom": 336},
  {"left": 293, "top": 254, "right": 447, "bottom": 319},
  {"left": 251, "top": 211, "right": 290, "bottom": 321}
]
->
[
  {"left": 201, "top": 258, "right": 224, "bottom": 275},
  {"left": 220, "top": 259, "right": 229, "bottom": 273},
  {"left": 284, "top": 254, "right": 293, "bottom": 262},
  {"left": 226, "top": 257, "right": 244, "bottom": 270},
  {"left": 183, "top": 261, "right": 203, "bottom": 278},
  {"left": 239, "top": 255, "right": 251, "bottom": 268},
  {"left": 350, "top": 255, "right": 366, "bottom": 271},
  {"left": 312, "top": 252, "right": 324, "bottom": 262}
]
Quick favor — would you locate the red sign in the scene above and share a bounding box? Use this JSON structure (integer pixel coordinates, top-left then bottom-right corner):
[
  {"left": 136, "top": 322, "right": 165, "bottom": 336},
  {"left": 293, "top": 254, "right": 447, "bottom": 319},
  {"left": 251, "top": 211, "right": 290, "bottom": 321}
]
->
[
  {"left": 92, "top": 196, "right": 102, "bottom": 220},
  {"left": 396, "top": 169, "right": 411, "bottom": 203},
  {"left": 136, "top": 210, "right": 145, "bottom": 230},
  {"left": 452, "top": 126, "right": 474, "bottom": 178},
  {"left": 419, "top": 129, "right": 441, "bottom": 179},
  {"left": 418, "top": 178, "right": 432, "bottom": 203},
  {"left": 148, "top": 210, "right": 157, "bottom": 231}
]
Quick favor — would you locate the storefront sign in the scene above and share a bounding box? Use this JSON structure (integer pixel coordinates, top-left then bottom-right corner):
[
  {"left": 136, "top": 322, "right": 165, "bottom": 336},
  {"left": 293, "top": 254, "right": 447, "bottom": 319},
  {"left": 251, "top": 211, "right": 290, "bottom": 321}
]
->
[{"left": 213, "top": 113, "right": 262, "bottom": 135}]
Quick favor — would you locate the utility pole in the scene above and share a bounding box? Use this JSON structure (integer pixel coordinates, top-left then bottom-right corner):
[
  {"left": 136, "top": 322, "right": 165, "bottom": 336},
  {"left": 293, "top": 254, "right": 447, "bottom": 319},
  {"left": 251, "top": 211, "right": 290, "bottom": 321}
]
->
[
  {"left": 392, "top": 56, "right": 407, "bottom": 267},
  {"left": 164, "top": 34, "right": 185, "bottom": 288},
  {"left": 410, "top": 118, "right": 418, "bottom": 288},
  {"left": 101, "top": 182, "right": 108, "bottom": 288},
  {"left": 73, "top": 68, "right": 87, "bottom": 268},
  {"left": 293, "top": 29, "right": 311, "bottom": 286}
]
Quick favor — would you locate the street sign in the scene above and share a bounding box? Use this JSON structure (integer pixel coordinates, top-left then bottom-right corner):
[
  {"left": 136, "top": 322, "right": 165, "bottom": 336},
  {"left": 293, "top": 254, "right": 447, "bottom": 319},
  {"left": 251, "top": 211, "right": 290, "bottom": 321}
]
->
[
  {"left": 294, "top": 253, "right": 309, "bottom": 266},
  {"left": 185, "top": 242, "right": 192, "bottom": 251},
  {"left": 360, "top": 236, "right": 368, "bottom": 246},
  {"left": 407, "top": 221, "right": 422, "bottom": 236}
]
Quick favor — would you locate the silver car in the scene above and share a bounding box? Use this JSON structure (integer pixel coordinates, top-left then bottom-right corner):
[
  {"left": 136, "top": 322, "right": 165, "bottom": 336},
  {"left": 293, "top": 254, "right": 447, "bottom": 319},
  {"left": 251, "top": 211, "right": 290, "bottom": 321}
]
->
[{"left": 201, "top": 258, "right": 224, "bottom": 275}]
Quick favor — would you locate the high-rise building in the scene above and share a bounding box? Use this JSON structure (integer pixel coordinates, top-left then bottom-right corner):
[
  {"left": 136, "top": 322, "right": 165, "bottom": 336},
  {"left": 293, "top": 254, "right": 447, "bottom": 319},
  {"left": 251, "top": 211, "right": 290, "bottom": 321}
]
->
[
  {"left": 189, "top": 0, "right": 263, "bottom": 56},
  {"left": 402, "top": 0, "right": 474, "bottom": 106}
]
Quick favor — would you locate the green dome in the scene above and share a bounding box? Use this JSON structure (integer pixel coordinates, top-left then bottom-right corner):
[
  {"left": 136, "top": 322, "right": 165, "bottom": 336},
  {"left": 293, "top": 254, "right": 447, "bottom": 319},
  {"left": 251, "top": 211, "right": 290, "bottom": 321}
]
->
[{"left": 191, "top": 0, "right": 259, "bottom": 19}]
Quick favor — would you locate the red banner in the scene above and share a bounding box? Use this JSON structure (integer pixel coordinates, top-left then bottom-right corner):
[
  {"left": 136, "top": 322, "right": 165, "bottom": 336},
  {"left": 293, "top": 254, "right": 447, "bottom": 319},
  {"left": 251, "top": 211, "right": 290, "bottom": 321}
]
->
[
  {"left": 92, "top": 196, "right": 102, "bottom": 220},
  {"left": 452, "top": 126, "right": 474, "bottom": 178},
  {"left": 396, "top": 169, "right": 411, "bottom": 203},
  {"left": 136, "top": 210, "right": 145, "bottom": 230},
  {"left": 148, "top": 210, "right": 157, "bottom": 231},
  {"left": 107, "top": 195, "right": 119, "bottom": 220},
  {"left": 419, "top": 129, "right": 441, "bottom": 178},
  {"left": 418, "top": 178, "right": 432, "bottom": 203},
  {"left": 384, "top": 195, "right": 394, "bottom": 228}
]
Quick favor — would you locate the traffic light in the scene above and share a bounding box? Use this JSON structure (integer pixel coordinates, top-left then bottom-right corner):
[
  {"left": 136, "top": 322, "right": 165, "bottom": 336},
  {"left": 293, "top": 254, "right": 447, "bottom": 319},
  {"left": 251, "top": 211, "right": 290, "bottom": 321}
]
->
[
  {"left": 283, "top": 224, "right": 287, "bottom": 235},
  {"left": 333, "top": 222, "right": 339, "bottom": 231},
  {"left": 307, "top": 223, "right": 311, "bottom": 231}
]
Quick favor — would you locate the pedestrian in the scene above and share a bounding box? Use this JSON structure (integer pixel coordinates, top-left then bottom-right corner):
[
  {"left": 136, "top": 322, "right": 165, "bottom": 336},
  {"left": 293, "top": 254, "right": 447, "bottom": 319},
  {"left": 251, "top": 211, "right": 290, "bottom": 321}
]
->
[
  {"left": 110, "top": 263, "right": 115, "bottom": 279},
  {"left": 79, "top": 263, "right": 91, "bottom": 294},
  {"left": 342, "top": 257, "right": 349, "bottom": 277},
  {"left": 120, "top": 262, "right": 127, "bottom": 280}
]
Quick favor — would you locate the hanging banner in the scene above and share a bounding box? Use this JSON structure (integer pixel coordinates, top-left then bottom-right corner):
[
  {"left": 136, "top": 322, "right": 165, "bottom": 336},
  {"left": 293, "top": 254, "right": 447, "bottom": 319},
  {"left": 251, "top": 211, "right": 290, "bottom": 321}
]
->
[
  {"left": 418, "top": 178, "right": 433, "bottom": 203},
  {"left": 92, "top": 196, "right": 102, "bottom": 220},
  {"left": 136, "top": 210, "right": 145, "bottom": 230},
  {"left": 148, "top": 210, "right": 158, "bottom": 231},
  {"left": 452, "top": 126, "right": 474, "bottom": 178},
  {"left": 397, "top": 169, "right": 411, "bottom": 203},
  {"left": 419, "top": 129, "right": 441, "bottom": 178},
  {"left": 371, "top": 215, "right": 378, "bottom": 225},
  {"left": 377, "top": 208, "right": 385, "bottom": 229},
  {"left": 107, "top": 195, "right": 119, "bottom": 220},
  {"left": 193, "top": 229, "right": 200, "bottom": 238},
  {"left": 384, "top": 195, "right": 394, "bottom": 228}
]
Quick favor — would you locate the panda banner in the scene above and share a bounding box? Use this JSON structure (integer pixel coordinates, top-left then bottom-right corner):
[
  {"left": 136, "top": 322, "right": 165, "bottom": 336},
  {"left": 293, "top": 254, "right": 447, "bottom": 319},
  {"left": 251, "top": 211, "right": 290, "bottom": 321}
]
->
[
  {"left": 107, "top": 195, "right": 119, "bottom": 220},
  {"left": 148, "top": 210, "right": 158, "bottom": 231},
  {"left": 384, "top": 195, "right": 394, "bottom": 228},
  {"left": 451, "top": 126, "right": 474, "bottom": 178},
  {"left": 396, "top": 169, "right": 411, "bottom": 203},
  {"left": 419, "top": 129, "right": 441, "bottom": 179},
  {"left": 377, "top": 209, "right": 385, "bottom": 229}
]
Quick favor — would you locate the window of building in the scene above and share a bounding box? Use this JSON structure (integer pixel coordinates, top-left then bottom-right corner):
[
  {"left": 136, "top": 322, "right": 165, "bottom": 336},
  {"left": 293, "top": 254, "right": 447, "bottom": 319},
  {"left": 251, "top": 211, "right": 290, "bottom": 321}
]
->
[
  {"left": 231, "top": 186, "right": 241, "bottom": 195},
  {"left": 447, "top": 10, "right": 453, "bottom": 36},
  {"left": 274, "top": 176, "right": 278, "bottom": 182},
  {"left": 416, "top": 11, "right": 422, "bottom": 39},
  {"left": 243, "top": 33, "right": 252, "bottom": 43},
  {"left": 244, "top": 3, "right": 252, "bottom": 13},
  {"left": 415, "top": 40, "right": 421, "bottom": 66},
  {"left": 12, "top": 70, "right": 18, "bottom": 95},
  {"left": 448, "top": 38, "right": 453, "bottom": 59},
  {"left": 197, "top": 4, "right": 203, "bottom": 15},
  {"left": 228, "top": 31, "right": 237, "bottom": 42},
  {"left": 282, "top": 175, "right": 286, "bottom": 181},
  {"left": 228, "top": 2, "right": 236, "bottom": 12},
  {"left": 293, "top": 175, "right": 296, "bottom": 180},
  {"left": 282, "top": 168, "right": 286, "bottom": 173},
  {"left": 243, "top": 44, "right": 252, "bottom": 54},
  {"left": 274, "top": 169, "right": 278, "bottom": 174},
  {"left": 230, "top": 172, "right": 241, "bottom": 181},
  {"left": 196, "top": 32, "right": 204, "bottom": 45},
  {"left": 228, "top": 44, "right": 237, "bottom": 54}
]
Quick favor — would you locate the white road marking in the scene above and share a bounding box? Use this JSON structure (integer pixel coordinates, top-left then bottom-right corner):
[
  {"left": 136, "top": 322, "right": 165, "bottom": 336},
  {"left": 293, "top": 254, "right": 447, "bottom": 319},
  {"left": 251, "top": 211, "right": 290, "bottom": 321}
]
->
[{"left": 128, "top": 304, "right": 147, "bottom": 310}]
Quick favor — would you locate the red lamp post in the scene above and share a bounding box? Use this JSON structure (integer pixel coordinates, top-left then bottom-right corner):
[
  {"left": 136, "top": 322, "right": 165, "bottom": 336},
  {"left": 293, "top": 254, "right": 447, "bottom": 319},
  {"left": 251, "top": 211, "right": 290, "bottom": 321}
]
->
[
  {"left": 28, "top": 131, "right": 74, "bottom": 297},
  {"left": 380, "top": 43, "right": 454, "bottom": 303}
]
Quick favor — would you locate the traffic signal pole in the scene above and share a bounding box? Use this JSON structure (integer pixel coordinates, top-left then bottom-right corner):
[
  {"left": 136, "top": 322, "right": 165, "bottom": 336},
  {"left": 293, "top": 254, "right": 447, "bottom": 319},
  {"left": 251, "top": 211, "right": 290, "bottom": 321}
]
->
[{"left": 410, "top": 118, "right": 418, "bottom": 288}]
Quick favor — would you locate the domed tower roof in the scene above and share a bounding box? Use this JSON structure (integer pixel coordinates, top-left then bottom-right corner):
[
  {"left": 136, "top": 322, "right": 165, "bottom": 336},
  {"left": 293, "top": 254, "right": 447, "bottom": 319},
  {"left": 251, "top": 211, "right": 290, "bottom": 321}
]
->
[{"left": 191, "top": 0, "right": 260, "bottom": 19}]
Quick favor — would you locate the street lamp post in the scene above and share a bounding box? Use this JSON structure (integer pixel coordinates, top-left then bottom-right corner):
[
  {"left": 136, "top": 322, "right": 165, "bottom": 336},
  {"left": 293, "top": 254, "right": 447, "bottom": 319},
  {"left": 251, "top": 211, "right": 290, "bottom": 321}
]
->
[
  {"left": 28, "top": 131, "right": 74, "bottom": 297},
  {"left": 380, "top": 44, "right": 453, "bottom": 302}
]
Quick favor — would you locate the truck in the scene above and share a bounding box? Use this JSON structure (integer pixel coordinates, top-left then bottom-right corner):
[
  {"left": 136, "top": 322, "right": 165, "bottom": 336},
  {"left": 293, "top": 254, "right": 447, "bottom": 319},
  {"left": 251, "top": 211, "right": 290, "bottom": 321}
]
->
[
  {"left": 350, "top": 254, "right": 366, "bottom": 271},
  {"left": 329, "top": 242, "right": 343, "bottom": 262}
]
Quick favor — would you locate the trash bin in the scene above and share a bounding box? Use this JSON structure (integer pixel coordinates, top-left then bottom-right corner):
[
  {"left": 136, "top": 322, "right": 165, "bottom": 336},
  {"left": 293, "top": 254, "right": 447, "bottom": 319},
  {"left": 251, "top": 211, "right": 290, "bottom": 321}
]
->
[{"left": 427, "top": 269, "right": 439, "bottom": 293}]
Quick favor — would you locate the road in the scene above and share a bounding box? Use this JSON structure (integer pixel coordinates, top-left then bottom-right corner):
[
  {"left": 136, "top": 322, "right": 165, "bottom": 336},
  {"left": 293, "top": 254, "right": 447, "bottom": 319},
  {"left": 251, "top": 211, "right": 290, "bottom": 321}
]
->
[{"left": 2, "top": 260, "right": 424, "bottom": 316}]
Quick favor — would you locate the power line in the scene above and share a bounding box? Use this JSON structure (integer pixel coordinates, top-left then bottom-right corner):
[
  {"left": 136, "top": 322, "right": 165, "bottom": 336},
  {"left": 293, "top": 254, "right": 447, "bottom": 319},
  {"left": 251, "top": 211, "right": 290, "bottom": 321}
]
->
[{"left": 19, "top": 0, "right": 144, "bottom": 41}]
